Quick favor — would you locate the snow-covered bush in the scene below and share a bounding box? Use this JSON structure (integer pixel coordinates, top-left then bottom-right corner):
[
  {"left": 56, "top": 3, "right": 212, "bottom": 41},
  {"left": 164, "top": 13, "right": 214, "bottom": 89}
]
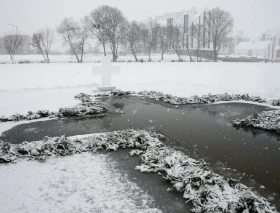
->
[
  {"left": 74, "top": 93, "right": 94, "bottom": 105},
  {"left": 137, "top": 144, "right": 277, "bottom": 212},
  {"left": 233, "top": 110, "right": 280, "bottom": 132},
  {"left": 271, "top": 99, "right": 280, "bottom": 106},
  {"left": 59, "top": 103, "right": 108, "bottom": 117}
]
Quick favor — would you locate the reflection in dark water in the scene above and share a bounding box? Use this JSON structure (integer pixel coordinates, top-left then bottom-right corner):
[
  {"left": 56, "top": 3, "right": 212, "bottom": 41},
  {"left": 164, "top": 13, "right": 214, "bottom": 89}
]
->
[{"left": 1, "top": 97, "right": 280, "bottom": 206}]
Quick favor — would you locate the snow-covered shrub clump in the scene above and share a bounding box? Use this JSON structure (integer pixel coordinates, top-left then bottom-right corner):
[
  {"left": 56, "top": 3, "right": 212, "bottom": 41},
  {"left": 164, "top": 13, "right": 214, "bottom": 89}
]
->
[
  {"left": 0, "top": 130, "right": 161, "bottom": 163},
  {"left": 0, "top": 93, "right": 108, "bottom": 122},
  {"left": 137, "top": 144, "right": 278, "bottom": 213},
  {"left": 0, "top": 110, "right": 55, "bottom": 122},
  {"left": 271, "top": 99, "right": 280, "bottom": 106},
  {"left": 233, "top": 110, "right": 280, "bottom": 132},
  {"left": 0, "top": 129, "right": 277, "bottom": 212},
  {"left": 95, "top": 90, "right": 268, "bottom": 105}
]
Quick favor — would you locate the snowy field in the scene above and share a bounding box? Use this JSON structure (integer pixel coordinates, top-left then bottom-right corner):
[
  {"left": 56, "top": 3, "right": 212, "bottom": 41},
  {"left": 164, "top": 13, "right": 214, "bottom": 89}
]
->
[
  {"left": 0, "top": 54, "right": 201, "bottom": 63},
  {"left": 0, "top": 57, "right": 280, "bottom": 118},
  {"left": 0, "top": 152, "right": 161, "bottom": 213}
]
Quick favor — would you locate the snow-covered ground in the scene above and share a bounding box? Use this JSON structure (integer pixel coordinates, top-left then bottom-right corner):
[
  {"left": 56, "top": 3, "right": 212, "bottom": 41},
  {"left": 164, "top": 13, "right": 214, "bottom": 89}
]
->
[
  {"left": 0, "top": 60, "right": 280, "bottom": 117},
  {"left": 0, "top": 54, "right": 199, "bottom": 63},
  {"left": 0, "top": 152, "right": 162, "bottom": 213}
]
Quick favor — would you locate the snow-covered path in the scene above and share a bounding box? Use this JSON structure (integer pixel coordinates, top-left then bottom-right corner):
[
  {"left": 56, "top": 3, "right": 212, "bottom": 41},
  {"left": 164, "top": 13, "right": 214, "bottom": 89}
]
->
[{"left": 0, "top": 153, "right": 162, "bottom": 213}]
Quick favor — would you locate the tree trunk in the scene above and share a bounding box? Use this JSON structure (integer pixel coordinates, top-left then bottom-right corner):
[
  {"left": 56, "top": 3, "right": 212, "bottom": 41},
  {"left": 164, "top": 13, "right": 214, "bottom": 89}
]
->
[
  {"left": 102, "top": 41, "right": 106, "bottom": 56},
  {"left": 214, "top": 53, "right": 218, "bottom": 62},
  {"left": 69, "top": 45, "right": 80, "bottom": 63},
  {"left": 46, "top": 53, "right": 50, "bottom": 61},
  {"left": 176, "top": 50, "right": 181, "bottom": 60},
  {"left": 172, "top": 44, "right": 181, "bottom": 60},
  {"left": 148, "top": 47, "right": 152, "bottom": 61},
  {"left": 80, "top": 50, "right": 84, "bottom": 63},
  {"left": 213, "top": 42, "right": 217, "bottom": 62},
  {"left": 184, "top": 44, "right": 193, "bottom": 62},
  {"left": 131, "top": 48, "right": 138, "bottom": 62},
  {"left": 112, "top": 44, "right": 117, "bottom": 62},
  {"left": 196, "top": 46, "right": 199, "bottom": 62},
  {"left": 161, "top": 49, "right": 164, "bottom": 60},
  {"left": 75, "top": 54, "right": 80, "bottom": 63},
  {"left": 213, "top": 47, "right": 218, "bottom": 62}
]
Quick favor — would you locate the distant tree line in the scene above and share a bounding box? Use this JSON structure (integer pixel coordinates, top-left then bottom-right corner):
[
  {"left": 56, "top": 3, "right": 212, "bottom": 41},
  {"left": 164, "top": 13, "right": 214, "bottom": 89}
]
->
[{"left": 3, "top": 6, "right": 233, "bottom": 62}]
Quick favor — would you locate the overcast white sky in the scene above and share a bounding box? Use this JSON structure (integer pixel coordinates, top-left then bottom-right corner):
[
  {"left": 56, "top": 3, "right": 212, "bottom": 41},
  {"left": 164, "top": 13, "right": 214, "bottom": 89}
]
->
[{"left": 0, "top": 0, "right": 279, "bottom": 40}]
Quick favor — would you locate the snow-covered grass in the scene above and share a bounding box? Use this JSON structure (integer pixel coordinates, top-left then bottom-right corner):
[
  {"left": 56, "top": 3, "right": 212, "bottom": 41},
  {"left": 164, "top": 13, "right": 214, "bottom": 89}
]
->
[
  {"left": 0, "top": 60, "right": 280, "bottom": 117},
  {"left": 98, "top": 90, "right": 275, "bottom": 105},
  {"left": 233, "top": 110, "right": 280, "bottom": 132},
  {"left": 0, "top": 129, "right": 277, "bottom": 212},
  {"left": 0, "top": 152, "right": 162, "bottom": 213}
]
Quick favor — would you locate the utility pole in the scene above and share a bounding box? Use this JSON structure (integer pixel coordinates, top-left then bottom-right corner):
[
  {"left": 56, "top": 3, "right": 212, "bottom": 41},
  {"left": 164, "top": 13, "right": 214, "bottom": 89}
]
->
[{"left": 6, "top": 23, "right": 18, "bottom": 33}]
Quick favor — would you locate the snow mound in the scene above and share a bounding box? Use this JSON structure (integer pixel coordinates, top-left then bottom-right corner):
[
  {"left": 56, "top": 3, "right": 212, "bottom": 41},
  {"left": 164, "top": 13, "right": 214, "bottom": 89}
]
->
[
  {"left": 233, "top": 110, "right": 280, "bottom": 132},
  {"left": 0, "top": 129, "right": 277, "bottom": 212}
]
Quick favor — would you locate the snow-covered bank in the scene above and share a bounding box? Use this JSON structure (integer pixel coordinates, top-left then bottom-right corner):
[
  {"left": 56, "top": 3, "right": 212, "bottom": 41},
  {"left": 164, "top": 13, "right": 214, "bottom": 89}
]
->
[
  {"left": 233, "top": 110, "right": 280, "bottom": 132},
  {"left": 0, "top": 152, "right": 162, "bottom": 213},
  {"left": 0, "top": 130, "right": 278, "bottom": 212},
  {"left": 96, "top": 90, "right": 279, "bottom": 105},
  {"left": 0, "top": 93, "right": 108, "bottom": 123}
]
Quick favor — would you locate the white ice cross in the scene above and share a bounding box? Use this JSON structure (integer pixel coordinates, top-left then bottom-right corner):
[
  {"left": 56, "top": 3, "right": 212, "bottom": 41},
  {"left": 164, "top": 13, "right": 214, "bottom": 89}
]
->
[{"left": 92, "top": 56, "right": 121, "bottom": 87}]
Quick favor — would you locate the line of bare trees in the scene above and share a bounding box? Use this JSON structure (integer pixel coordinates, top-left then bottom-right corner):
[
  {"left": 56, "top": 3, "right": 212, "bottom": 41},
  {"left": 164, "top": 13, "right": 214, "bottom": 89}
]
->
[{"left": 3, "top": 6, "right": 233, "bottom": 62}]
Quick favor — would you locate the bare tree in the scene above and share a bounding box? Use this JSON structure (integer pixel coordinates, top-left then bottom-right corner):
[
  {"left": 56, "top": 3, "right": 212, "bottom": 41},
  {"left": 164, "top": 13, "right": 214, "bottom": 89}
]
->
[
  {"left": 190, "top": 23, "right": 203, "bottom": 61},
  {"left": 3, "top": 31, "right": 23, "bottom": 60},
  {"left": 31, "top": 28, "right": 55, "bottom": 61},
  {"left": 103, "top": 6, "right": 128, "bottom": 61},
  {"left": 75, "top": 27, "right": 89, "bottom": 63},
  {"left": 31, "top": 32, "right": 46, "bottom": 61},
  {"left": 167, "top": 25, "right": 182, "bottom": 60},
  {"left": 126, "top": 21, "right": 142, "bottom": 61},
  {"left": 158, "top": 26, "right": 168, "bottom": 60},
  {"left": 41, "top": 28, "right": 55, "bottom": 61},
  {"left": 57, "top": 17, "right": 88, "bottom": 63},
  {"left": 84, "top": 7, "right": 108, "bottom": 56},
  {"left": 143, "top": 21, "right": 161, "bottom": 61},
  {"left": 205, "top": 7, "right": 233, "bottom": 62},
  {"left": 182, "top": 34, "right": 193, "bottom": 62}
]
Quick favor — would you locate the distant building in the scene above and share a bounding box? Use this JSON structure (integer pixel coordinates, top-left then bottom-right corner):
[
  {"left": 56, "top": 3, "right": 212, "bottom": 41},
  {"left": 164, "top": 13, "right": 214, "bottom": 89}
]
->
[
  {"left": 260, "top": 29, "right": 280, "bottom": 59},
  {"left": 227, "top": 31, "right": 250, "bottom": 54},
  {"left": 122, "top": 7, "right": 239, "bottom": 58},
  {"left": 140, "top": 8, "right": 219, "bottom": 56},
  {"left": 235, "top": 41, "right": 272, "bottom": 58}
]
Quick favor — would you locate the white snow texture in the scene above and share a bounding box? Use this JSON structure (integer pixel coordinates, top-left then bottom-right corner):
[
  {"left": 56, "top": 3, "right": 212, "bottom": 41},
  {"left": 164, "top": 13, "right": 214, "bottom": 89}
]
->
[{"left": 0, "top": 152, "right": 162, "bottom": 213}]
